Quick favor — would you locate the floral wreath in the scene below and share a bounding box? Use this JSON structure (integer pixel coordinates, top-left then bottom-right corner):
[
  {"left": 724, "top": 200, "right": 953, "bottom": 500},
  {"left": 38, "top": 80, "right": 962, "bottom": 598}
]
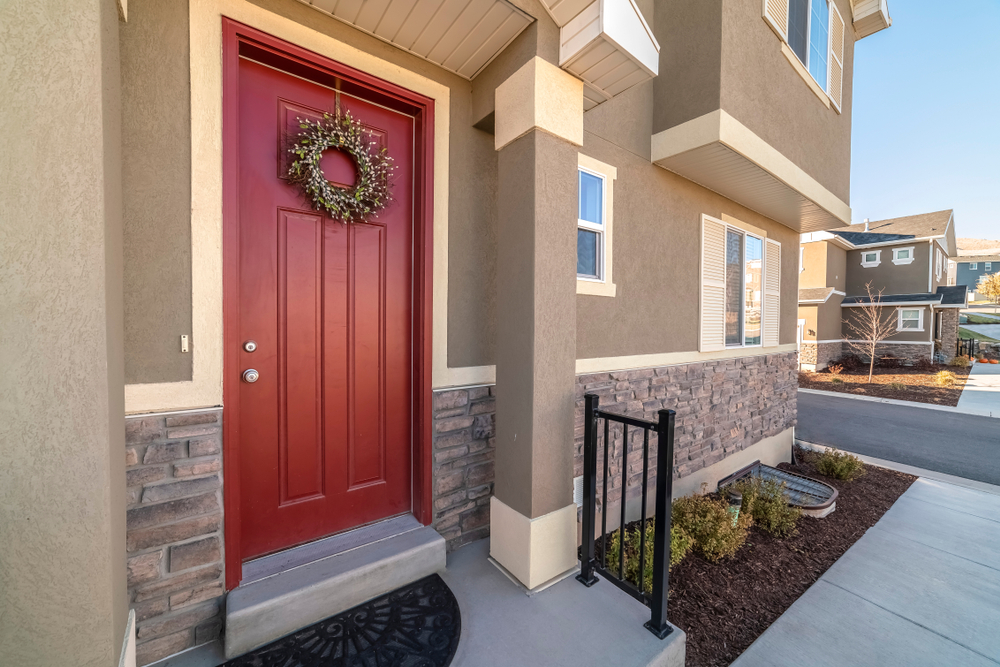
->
[{"left": 286, "top": 109, "right": 394, "bottom": 222}]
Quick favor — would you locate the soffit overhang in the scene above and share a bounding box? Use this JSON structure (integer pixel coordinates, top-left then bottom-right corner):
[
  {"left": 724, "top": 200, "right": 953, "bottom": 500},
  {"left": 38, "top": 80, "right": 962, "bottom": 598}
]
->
[
  {"left": 852, "top": 0, "right": 892, "bottom": 40},
  {"left": 651, "top": 110, "right": 852, "bottom": 234},
  {"left": 296, "top": 0, "right": 532, "bottom": 80}
]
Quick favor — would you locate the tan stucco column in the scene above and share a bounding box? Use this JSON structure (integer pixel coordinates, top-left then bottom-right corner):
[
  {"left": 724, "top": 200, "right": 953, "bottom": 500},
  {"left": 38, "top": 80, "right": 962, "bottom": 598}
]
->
[
  {"left": 0, "top": 0, "right": 128, "bottom": 664},
  {"left": 489, "top": 58, "right": 584, "bottom": 590}
]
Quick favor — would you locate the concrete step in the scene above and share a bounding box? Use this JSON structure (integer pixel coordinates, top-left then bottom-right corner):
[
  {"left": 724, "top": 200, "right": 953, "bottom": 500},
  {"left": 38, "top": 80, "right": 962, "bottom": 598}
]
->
[{"left": 224, "top": 525, "right": 446, "bottom": 659}]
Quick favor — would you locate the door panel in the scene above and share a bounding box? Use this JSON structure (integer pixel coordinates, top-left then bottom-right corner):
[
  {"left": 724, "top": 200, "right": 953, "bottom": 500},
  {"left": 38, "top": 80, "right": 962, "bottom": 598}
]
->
[{"left": 237, "top": 56, "right": 414, "bottom": 560}]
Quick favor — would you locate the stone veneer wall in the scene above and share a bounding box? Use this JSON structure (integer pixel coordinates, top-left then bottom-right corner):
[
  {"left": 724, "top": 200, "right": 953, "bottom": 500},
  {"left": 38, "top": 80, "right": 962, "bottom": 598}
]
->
[
  {"left": 431, "top": 386, "right": 496, "bottom": 550},
  {"left": 125, "top": 410, "right": 225, "bottom": 666},
  {"left": 938, "top": 308, "right": 959, "bottom": 359},
  {"left": 854, "top": 342, "right": 934, "bottom": 365},
  {"left": 800, "top": 341, "right": 842, "bottom": 370},
  {"left": 573, "top": 352, "right": 798, "bottom": 510}
]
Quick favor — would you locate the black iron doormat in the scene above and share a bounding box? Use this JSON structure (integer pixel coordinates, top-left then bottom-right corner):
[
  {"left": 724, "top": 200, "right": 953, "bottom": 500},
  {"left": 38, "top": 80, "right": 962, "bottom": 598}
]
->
[{"left": 225, "top": 574, "right": 461, "bottom": 667}]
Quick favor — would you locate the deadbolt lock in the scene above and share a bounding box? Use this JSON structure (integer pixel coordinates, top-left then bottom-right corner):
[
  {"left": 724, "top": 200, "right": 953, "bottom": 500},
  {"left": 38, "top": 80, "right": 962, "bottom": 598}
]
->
[{"left": 243, "top": 340, "right": 257, "bottom": 353}]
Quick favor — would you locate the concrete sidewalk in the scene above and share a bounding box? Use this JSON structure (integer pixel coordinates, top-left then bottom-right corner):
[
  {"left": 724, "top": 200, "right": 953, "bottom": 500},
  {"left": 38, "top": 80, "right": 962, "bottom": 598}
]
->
[
  {"left": 958, "top": 362, "right": 1000, "bottom": 417},
  {"left": 732, "top": 478, "right": 1000, "bottom": 667}
]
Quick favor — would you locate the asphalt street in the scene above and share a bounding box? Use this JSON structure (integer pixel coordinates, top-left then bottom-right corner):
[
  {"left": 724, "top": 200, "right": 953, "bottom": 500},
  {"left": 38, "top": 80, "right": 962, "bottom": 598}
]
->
[{"left": 797, "top": 390, "right": 1000, "bottom": 486}]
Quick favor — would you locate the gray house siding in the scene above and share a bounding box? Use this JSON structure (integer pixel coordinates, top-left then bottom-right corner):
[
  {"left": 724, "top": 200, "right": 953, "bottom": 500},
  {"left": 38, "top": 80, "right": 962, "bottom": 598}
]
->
[{"left": 956, "top": 262, "right": 999, "bottom": 293}]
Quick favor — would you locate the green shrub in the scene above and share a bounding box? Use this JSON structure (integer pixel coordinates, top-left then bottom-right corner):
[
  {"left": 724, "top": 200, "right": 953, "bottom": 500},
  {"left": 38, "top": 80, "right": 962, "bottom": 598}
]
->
[
  {"left": 831, "top": 378, "right": 844, "bottom": 384},
  {"left": 604, "top": 521, "right": 693, "bottom": 594},
  {"left": 729, "top": 477, "right": 800, "bottom": 537},
  {"left": 672, "top": 493, "right": 751, "bottom": 562},
  {"left": 888, "top": 382, "right": 906, "bottom": 390},
  {"left": 815, "top": 448, "right": 866, "bottom": 481},
  {"left": 935, "top": 370, "right": 957, "bottom": 386}
]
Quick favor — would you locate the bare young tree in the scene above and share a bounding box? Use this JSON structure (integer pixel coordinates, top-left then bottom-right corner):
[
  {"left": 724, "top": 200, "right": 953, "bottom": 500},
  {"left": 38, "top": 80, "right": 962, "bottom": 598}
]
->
[{"left": 843, "top": 282, "right": 898, "bottom": 384}]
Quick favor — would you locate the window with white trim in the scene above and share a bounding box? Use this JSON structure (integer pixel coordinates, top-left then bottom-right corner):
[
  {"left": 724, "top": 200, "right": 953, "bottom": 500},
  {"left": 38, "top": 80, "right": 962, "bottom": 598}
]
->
[
  {"left": 576, "top": 155, "right": 617, "bottom": 297},
  {"left": 987, "top": 262, "right": 993, "bottom": 272},
  {"left": 898, "top": 308, "right": 923, "bottom": 331},
  {"left": 970, "top": 262, "right": 978, "bottom": 270},
  {"left": 700, "top": 216, "right": 780, "bottom": 352},
  {"left": 763, "top": 0, "right": 846, "bottom": 109},
  {"left": 892, "top": 246, "right": 915, "bottom": 265},
  {"left": 936, "top": 250, "right": 942, "bottom": 280},
  {"left": 861, "top": 250, "right": 881, "bottom": 268}
]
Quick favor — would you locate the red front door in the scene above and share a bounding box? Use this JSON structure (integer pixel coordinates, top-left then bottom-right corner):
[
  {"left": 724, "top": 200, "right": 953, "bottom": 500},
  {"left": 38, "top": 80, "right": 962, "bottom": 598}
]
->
[{"left": 236, "top": 55, "right": 414, "bottom": 560}]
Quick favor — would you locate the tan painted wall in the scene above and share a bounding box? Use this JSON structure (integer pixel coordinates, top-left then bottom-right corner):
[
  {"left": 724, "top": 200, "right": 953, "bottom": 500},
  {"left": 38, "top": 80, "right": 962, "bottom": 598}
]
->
[
  {"left": 800, "top": 241, "right": 829, "bottom": 289},
  {"left": 121, "top": 0, "right": 193, "bottom": 383},
  {"left": 818, "top": 294, "right": 845, "bottom": 340},
  {"left": 574, "top": 129, "right": 801, "bottom": 359},
  {"left": 799, "top": 304, "right": 819, "bottom": 341},
  {"left": 846, "top": 242, "right": 932, "bottom": 296},
  {"left": 842, "top": 305, "right": 933, "bottom": 343},
  {"left": 718, "top": 0, "right": 854, "bottom": 203},
  {"left": 826, "top": 242, "right": 847, "bottom": 291},
  {"left": 0, "top": 0, "right": 127, "bottom": 663}
]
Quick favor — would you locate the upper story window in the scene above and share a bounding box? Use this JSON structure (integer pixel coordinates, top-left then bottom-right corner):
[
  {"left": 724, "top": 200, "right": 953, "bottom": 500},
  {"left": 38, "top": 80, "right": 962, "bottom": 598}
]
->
[
  {"left": 576, "top": 155, "right": 617, "bottom": 297},
  {"left": 764, "top": 0, "right": 846, "bottom": 110},
  {"left": 788, "top": 0, "right": 829, "bottom": 90},
  {"left": 898, "top": 308, "right": 923, "bottom": 331},
  {"left": 936, "top": 249, "right": 943, "bottom": 280},
  {"left": 970, "top": 262, "right": 978, "bottom": 270},
  {"left": 861, "top": 250, "right": 881, "bottom": 268},
  {"left": 987, "top": 262, "right": 993, "bottom": 272},
  {"left": 892, "top": 246, "right": 915, "bottom": 265}
]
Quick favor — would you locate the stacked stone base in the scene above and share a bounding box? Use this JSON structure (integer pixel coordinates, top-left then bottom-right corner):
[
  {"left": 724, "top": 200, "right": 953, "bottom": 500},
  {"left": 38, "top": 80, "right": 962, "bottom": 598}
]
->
[
  {"left": 937, "top": 308, "right": 960, "bottom": 359},
  {"left": 799, "top": 341, "right": 842, "bottom": 371},
  {"left": 855, "top": 342, "right": 934, "bottom": 365}
]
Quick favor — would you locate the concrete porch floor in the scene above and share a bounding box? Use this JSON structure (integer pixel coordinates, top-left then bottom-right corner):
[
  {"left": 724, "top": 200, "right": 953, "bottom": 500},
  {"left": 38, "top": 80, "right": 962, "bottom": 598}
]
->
[{"left": 150, "top": 537, "right": 684, "bottom": 667}]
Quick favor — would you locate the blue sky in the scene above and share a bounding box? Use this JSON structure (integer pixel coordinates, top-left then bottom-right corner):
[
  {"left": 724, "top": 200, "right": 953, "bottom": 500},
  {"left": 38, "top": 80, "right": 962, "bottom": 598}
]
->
[{"left": 850, "top": 0, "right": 1000, "bottom": 240}]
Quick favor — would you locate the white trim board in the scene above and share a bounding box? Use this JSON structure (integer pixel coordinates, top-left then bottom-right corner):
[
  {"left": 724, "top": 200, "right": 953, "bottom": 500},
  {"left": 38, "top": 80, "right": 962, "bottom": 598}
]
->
[{"left": 577, "top": 343, "right": 797, "bottom": 375}]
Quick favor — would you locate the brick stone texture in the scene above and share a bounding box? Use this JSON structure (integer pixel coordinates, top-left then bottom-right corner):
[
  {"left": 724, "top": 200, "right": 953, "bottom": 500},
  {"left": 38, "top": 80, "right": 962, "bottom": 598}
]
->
[
  {"left": 574, "top": 352, "right": 798, "bottom": 512},
  {"left": 431, "top": 386, "right": 496, "bottom": 551},
  {"left": 125, "top": 409, "right": 224, "bottom": 666},
  {"left": 937, "top": 308, "right": 960, "bottom": 359},
  {"left": 800, "top": 341, "right": 842, "bottom": 370}
]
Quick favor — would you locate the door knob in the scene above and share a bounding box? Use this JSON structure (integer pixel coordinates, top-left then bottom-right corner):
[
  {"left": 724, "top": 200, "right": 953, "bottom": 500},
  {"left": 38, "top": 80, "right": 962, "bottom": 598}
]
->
[{"left": 242, "top": 369, "right": 260, "bottom": 383}]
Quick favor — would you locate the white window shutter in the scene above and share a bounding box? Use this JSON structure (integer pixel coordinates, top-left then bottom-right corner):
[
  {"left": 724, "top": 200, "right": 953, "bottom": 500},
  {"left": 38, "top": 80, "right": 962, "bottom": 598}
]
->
[
  {"left": 828, "top": 1, "right": 846, "bottom": 111},
  {"left": 763, "top": 0, "right": 789, "bottom": 40},
  {"left": 700, "top": 217, "right": 727, "bottom": 352},
  {"left": 763, "top": 239, "right": 781, "bottom": 347}
]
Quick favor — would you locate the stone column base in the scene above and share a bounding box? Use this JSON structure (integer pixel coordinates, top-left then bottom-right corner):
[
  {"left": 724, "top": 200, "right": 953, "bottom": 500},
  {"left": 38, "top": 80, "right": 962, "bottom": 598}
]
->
[{"left": 489, "top": 497, "right": 577, "bottom": 590}]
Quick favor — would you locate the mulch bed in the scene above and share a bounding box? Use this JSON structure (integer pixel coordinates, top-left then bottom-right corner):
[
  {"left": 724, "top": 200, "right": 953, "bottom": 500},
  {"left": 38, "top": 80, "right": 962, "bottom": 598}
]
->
[
  {"left": 798, "top": 365, "right": 972, "bottom": 406},
  {"left": 666, "top": 449, "right": 916, "bottom": 667}
]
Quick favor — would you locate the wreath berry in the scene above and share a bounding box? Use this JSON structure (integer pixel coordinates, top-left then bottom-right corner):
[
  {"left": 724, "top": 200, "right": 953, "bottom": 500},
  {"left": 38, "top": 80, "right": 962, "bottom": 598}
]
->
[{"left": 286, "top": 109, "right": 394, "bottom": 222}]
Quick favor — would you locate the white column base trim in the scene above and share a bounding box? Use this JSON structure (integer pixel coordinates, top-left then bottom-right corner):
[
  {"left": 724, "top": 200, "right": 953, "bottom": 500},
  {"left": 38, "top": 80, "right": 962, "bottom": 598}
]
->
[{"left": 489, "top": 497, "right": 577, "bottom": 590}]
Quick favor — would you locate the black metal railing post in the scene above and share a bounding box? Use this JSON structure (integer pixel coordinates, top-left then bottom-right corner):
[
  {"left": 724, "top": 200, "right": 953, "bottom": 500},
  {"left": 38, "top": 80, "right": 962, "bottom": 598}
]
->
[
  {"left": 645, "top": 408, "right": 676, "bottom": 639},
  {"left": 577, "top": 393, "right": 599, "bottom": 587}
]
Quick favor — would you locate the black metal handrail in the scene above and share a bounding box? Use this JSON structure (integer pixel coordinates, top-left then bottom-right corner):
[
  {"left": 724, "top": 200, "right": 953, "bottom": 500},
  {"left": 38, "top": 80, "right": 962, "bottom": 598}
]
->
[
  {"left": 958, "top": 336, "right": 979, "bottom": 358},
  {"left": 576, "top": 393, "right": 675, "bottom": 639}
]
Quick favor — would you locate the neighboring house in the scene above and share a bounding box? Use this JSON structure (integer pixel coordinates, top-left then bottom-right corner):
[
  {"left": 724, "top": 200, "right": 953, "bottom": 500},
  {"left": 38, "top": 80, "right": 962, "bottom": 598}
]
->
[
  {"left": 954, "top": 250, "right": 1000, "bottom": 300},
  {"left": 2, "top": 0, "right": 891, "bottom": 665},
  {"left": 798, "top": 210, "right": 968, "bottom": 370}
]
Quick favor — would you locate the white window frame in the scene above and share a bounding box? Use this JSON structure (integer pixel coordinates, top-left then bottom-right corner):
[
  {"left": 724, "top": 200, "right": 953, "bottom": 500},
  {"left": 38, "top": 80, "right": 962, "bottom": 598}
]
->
[
  {"left": 771, "top": 0, "right": 841, "bottom": 111},
  {"left": 799, "top": 246, "right": 805, "bottom": 273},
  {"left": 969, "top": 262, "right": 978, "bottom": 270},
  {"left": 987, "top": 262, "right": 993, "bottom": 272},
  {"left": 897, "top": 308, "right": 924, "bottom": 332},
  {"left": 936, "top": 250, "right": 942, "bottom": 280},
  {"left": 576, "top": 155, "right": 617, "bottom": 297},
  {"left": 861, "top": 250, "right": 881, "bottom": 268},
  {"left": 892, "top": 246, "right": 915, "bottom": 265},
  {"left": 725, "top": 228, "right": 765, "bottom": 350}
]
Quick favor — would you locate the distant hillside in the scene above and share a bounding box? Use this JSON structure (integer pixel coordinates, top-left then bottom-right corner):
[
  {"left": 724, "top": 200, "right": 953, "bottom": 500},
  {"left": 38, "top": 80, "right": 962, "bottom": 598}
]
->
[{"left": 958, "top": 237, "right": 1000, "bottom": 251}]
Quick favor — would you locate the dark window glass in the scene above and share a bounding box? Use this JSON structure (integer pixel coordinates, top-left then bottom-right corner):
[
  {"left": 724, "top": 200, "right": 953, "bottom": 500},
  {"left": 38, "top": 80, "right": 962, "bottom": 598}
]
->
[
  {"left": 725, "top": 230, "right": 744, "bottom": 346},
  {"left": 788, "top": 0, "right": 809, "bottom": 64},
  {"left": 577, "top": 230, "right": 599, "bottom": 277}
]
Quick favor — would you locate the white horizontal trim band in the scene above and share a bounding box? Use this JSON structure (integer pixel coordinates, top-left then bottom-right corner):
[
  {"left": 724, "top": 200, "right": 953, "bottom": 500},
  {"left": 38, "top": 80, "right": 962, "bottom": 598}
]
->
[{"left": 577, "top": 343, "right": 798, "bottom": 374}]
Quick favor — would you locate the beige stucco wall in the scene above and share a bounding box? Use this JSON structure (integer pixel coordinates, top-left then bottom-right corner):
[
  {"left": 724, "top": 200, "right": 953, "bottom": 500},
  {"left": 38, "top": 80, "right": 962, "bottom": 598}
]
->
[
  {"left": 122, "top": 0, "right": 193, "bottom": 384},
  {"left": 0, "top": 0, "right": 127, "bottom": 663},
  {"left": 800, "top": 241, "right": 829, "bottom": 289},
  {"left": 799, "top": 304, "right": 819, "bottom": 341},
  {"left": 846, "top": 242, "right": 933, "bottom": 296},
  {"left": 842, "top": 305, "right": 934, "bottom": 343},
  {"left": 718, "top": 0, "right": 853, "bottom": 203},
  {"left": 826, "top": 242, "right": 847, "bottom": 291}
]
